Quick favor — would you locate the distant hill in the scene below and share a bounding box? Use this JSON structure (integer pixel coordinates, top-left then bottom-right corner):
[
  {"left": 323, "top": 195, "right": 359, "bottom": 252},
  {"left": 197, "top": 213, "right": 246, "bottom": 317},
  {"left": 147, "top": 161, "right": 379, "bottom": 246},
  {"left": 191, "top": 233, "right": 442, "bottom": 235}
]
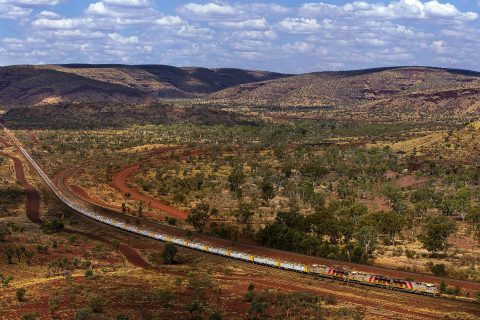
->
[
  {"left": 2, "top": 102, "right": 257, "bottom": 129},
  {"left": 208, "top": 67, "right": 480, "bottom": 120},
  {"left": 0, "top": 64, "right": 288, "bottom": 108}
]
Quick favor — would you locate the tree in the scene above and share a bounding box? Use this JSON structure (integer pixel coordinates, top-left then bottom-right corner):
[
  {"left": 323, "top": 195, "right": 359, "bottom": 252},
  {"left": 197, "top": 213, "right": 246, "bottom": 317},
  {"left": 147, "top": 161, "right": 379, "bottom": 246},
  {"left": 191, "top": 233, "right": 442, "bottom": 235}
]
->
[
  {"left": 466, "top": 206, "right": 480, "bottom": 239},
  {"left": 372, "top": 211, "right": 405, "bottom": 244},
  {"left": 187, "top": 203, "right": 213, "bottom": 232},
  {"left": 228, "top": 164, "right": 245, "bottom": 197},
  {"left": 162, "top": 243, "right": 177, "bottom": 264},
  {"left": 16, "top": 288, "right": 26, "bottom": 302},
  {"left": 259, "top": 179, "right": 275, "bottom": 205},
  {"left": 247, "top": 297, "right": 269, "bottom": 320},
  {"left": 453, "top": 188, "right": 471, "bottom": 220},
  {"left": 0, "top": 222, "right": 11, "bottom": 242},
  {"left": 355, "top": 225, "right": 378, "bottom": 256},
  {"left": 420, "top": 216, "right": 456, "bottom": 254},
  {"left": 48, "top": 294, "right": 61, "bottom": 315},
  {"left": 186, "top": 300, "right": 203, "bottom": 318},
  {"left": 3, "top": 247, "right": 14, "bottom": 264},
  {"left": 233, "top": 202, "right": 255, "bottom": 225}
]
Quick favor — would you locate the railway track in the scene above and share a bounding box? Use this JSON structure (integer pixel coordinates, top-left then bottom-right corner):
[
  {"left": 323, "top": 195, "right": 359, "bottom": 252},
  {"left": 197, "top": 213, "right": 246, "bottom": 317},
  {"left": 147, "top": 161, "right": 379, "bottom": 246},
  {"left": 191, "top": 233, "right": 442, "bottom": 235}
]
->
[{"left": 2, "top": 123, "right": 476, "bottom": 299}]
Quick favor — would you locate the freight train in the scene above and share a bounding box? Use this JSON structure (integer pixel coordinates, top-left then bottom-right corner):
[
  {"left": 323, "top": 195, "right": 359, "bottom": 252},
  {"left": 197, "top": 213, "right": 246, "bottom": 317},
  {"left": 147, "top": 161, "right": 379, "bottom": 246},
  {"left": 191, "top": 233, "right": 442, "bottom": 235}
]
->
[{"left": 1, "top": 124, "right": 439, "bottom": 297}]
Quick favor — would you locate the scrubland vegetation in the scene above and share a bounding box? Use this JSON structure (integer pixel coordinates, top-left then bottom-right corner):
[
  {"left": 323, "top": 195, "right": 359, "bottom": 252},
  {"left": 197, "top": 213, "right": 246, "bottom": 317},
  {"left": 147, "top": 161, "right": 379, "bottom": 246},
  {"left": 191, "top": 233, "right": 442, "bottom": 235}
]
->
[{"left": 11, "top": 119, "right": 479, "bottom": 285}]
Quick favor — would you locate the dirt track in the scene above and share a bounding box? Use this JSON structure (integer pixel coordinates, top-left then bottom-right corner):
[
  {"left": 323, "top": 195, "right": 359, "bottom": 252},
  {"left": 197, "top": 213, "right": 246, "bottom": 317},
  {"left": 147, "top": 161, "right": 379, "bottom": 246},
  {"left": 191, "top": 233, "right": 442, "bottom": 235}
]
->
[
  {"left": 1, "top": 133, "right": 150, "bottom": 269},
  {"left": 112, "top": 163, "right": 188, "bottom": 220},
  {"left": 2, "top": 153, "right": 42, "bottom": 224}
]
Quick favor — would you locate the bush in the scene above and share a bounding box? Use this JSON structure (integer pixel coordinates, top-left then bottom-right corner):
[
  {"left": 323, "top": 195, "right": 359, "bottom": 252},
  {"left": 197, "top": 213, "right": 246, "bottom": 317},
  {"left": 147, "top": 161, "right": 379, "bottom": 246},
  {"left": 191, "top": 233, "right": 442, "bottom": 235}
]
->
[
  {"left": 162, "top": 243, "right": 177, "bottom": 264},
  {"left": 208, "top": 312, "right": 223, "bottom": 320},
  {"left": 430, "top": 263, "right": 447, "bottom": 277},
  {"left": 16, "top": 288, "right": 26, "bottom": 302},
  {"left": 324, "top": 294, "right": 337, "bottom": 305},
  {"left": 84, "top": 269, "right": 93, "bottom": 278},
  {"left": 88, "top": 296, "right": 103, "bottom": 313},
  {"left": 116, "top": 315, "right": 130, "bottom": 320},
  {"left": 74, "top": 308, "right": 92, "bottom": 320},
  {"left": 21, "top": 313, "right": 39, "bottom": 320},
  {"left": 40, "top": 220, "right": 64, "bottom": 234}
]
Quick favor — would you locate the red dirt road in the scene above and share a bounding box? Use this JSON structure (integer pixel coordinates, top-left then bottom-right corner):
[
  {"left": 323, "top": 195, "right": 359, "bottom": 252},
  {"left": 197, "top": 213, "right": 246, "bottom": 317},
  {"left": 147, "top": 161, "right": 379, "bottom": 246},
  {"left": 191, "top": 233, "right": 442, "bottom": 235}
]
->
[
  {"left": 63, "top": 229, "right": 151, "bottom": 269},
  {"left": 113, "top": 164, "right": 188, "bottom": 220},
  {"left": 2, "top": 153, "right": 41, "bottom": 224}
]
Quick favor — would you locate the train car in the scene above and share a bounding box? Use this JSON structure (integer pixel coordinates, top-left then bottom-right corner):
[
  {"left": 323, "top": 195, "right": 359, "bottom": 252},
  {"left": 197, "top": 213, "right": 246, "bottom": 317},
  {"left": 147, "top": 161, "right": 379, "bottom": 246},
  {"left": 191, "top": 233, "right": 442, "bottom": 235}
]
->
[
  {"left": 370, "top": 275, "right": 391, "bottom": 288},
  {"left": 310, "top": 264, "right": 331, "bottom": 276},
  {"left": 412, "top": 282, "right": 439, "bottom": 296},
  {"left": 391, "top": 278, "right": 415, "bottom": 291},
  {"left": 255, "top": 257, "right": 276, "bottom": 266},
  {"left": 348, "top": 271, "right": 373, "bottom": 284}
]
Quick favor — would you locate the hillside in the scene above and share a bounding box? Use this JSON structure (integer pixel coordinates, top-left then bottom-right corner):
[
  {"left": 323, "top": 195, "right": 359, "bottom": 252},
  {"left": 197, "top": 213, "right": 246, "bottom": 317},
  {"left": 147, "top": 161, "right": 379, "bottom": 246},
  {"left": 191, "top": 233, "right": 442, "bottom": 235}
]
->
[
  {"left": 2, "top": 102, "right": 256, "bottom": 129},
  {"left": 209, "top": 67, "right": 480, "bottom": 120},
  {"left": 0, "top": 65, "right": 287, "bottom": 108}
]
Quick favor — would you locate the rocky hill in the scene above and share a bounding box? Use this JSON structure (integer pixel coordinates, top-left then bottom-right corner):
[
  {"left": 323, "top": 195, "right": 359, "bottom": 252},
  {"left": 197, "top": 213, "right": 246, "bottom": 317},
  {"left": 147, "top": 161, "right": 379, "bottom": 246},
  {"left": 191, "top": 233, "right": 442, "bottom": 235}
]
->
[
  {"left": 208, "top": 67, "right": 480, "bottom": 121},
  {"left": 0, "top": 64, "right": 287, "bottom": 108}
]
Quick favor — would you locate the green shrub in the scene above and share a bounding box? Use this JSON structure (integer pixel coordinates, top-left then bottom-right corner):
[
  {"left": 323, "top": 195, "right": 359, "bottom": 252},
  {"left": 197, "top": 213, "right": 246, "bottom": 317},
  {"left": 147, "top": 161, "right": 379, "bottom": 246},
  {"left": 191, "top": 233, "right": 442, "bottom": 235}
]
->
[
  {"left": 74, "top": 308, "right": 92, "bottom": 320},
  {"left": 88, "top": 296, "right": 103, "bottom": 313},
  {"left": 16, "top": 288, "right": 26, "bottom": 302},
  {"left": 21, "top": 313, "right": 39, "bottom": 320},
  {"left": 40, "top": 220, "right": 64, "bottom": 234}
]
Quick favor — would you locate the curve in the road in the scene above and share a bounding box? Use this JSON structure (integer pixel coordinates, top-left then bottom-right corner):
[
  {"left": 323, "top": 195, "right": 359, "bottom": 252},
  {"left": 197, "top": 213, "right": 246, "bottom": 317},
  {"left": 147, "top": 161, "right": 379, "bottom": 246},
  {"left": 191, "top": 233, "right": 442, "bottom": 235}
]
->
[
  {"left": 2, "top": 153, "right": 41, "bottom": 224},
  {"left": 113, "top": 164, "right": 188, "bottom": 220},
  {"left": 1, "top": 135, "right": 150, "bottom": 269}
]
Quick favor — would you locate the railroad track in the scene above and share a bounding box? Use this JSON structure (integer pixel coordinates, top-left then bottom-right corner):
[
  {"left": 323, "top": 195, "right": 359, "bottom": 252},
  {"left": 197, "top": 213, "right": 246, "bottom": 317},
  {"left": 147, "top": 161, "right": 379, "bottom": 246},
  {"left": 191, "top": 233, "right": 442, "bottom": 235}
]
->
[{"left": 0, "top": 123, "right": 448, "bottom": 297}]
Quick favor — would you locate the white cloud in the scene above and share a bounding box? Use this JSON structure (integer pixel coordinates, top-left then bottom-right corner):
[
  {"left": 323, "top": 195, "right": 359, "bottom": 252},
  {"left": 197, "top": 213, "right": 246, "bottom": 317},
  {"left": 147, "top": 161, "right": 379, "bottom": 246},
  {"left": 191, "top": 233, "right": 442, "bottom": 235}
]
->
[
  {"left": 278, "top": 18, "right": 320, "bottom": 34},
  {"left": 213, "top": 18, "right": 268, "bottom": 30},
  {"left": 178, "top": 3, "right": 236, "bottom": 20},
  {"left": 103, "top": 0, "right": 151, "bottom": 7},
  {"left": 301, "top": 1, "right": 478, "bottom": 21},
  {"left": 156, "top": 15, "right": 184, "bottom": 26},
  {"left": 32, "top": 17, "right": 93, "bottom": 29},
  {"left": 0, "top": 0, "right": 62, "bottom": 6},
  {"left": 108, "top": 33, "right": 139, "bottom": 44},
  {"left": 0, "top": 4, "right": 31, "bottom": 18},
  {"left": 282, "top": 41, "right": 316, "bottom": 53}
]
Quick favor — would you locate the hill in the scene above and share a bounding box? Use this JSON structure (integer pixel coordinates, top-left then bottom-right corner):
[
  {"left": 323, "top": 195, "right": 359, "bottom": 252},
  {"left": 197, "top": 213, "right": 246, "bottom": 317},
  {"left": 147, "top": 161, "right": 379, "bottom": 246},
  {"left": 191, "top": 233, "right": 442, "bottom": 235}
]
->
[
  {"left": 2, "top": 102, "right": 257, "bottom": 129},
  {"left": 209, "top": 67, "right": 480, "bottom": 121},
  {"left": 0, "top": 64, "right": 287, "bottom": 108}
]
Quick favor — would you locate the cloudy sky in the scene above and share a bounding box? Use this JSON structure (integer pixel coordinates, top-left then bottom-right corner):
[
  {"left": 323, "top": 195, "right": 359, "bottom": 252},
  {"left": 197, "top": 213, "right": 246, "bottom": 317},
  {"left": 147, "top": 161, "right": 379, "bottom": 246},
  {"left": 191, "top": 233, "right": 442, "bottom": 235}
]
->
[{"left": 0, "top": 0, "right": 479, "bottom": 73}]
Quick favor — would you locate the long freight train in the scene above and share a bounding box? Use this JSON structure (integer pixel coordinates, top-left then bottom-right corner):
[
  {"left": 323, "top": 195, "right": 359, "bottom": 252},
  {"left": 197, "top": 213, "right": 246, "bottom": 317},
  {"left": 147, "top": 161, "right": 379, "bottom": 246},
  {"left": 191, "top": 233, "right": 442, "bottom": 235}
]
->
[{"left": 1, "top": 124, "right": 439, "bottom": 297}]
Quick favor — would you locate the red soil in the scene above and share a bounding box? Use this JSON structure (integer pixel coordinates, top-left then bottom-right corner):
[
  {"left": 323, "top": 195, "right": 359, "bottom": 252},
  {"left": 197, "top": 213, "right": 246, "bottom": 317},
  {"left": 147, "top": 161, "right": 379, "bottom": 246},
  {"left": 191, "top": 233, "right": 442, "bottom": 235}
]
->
[
  {"left": 63, "top": 229, "right": 151, "bottom": 269},
  {"left": 2, "top": 153, "right": 41, "bottom": 224},
  {"left": 112, "top": 164, "right": 188, "bottom": 220},
  {"left": 55, "top": 159, "right": 480, "bottom": 295}
]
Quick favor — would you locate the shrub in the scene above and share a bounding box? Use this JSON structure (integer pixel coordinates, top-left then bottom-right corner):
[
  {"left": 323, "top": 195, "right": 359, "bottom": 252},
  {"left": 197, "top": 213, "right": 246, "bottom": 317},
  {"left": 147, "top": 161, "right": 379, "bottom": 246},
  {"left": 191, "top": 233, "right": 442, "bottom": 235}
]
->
[
  {"left": 324, "top": 294, "right": 337, "bottom": 305},
  {"left": 116, "top": 315, "right": 130, "bottom": 320},
  {"left": 21, "top": 313, "right": 40, "bottom": 320},
  {"left": 16, "top": 288, "right": 26, "bottom": 302},
  {"left": 430, "top": 263, "right": 447, "bottom": 277},
  {"left": 74, "top": 308, "right": 92, "bottom": 320},
  {"left": 84, "top": 269, "right": 93, "bottom": 279},
  {"left": 40, "top": 220, "right": 64, "bottom": 234},
  {"left": 208, "top": 312, "right": 223, "bottom": 320},
  {"left": 88, "top": 296, "right": 103, "bottom": 313},
  {"left": 162, "top": 243, "right": 177, "bottom": 264}
]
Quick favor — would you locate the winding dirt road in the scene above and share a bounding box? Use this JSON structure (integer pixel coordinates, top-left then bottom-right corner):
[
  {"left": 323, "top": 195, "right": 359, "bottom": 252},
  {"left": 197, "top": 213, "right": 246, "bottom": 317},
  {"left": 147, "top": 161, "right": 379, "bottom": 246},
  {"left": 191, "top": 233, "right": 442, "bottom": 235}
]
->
[
  {"left": 2, "top": 153, "right": 41, "bottom": 224},
  {"left": 1, "top": 133, "right": 150, "bottom": 269},
  {"left": 112, "top": 163, "right": 188, "bottom": 220}
]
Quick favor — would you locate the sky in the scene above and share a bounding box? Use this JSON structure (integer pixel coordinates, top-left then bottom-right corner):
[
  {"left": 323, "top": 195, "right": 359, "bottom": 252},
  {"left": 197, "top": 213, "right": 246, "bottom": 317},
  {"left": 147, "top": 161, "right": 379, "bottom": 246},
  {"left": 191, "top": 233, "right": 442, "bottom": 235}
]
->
[{"left": 0, "top": 0, "right": 479, "bottom": 73}]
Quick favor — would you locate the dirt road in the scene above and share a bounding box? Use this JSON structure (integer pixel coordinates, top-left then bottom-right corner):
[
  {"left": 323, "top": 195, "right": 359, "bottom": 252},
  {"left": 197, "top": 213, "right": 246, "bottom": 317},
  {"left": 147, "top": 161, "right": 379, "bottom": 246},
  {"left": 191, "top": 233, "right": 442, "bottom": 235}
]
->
[
  {"left": 2, "top": 153, "right": 41, "bottom": 224},
  {"left": 112, "top": 164, "right": 188, "bottom": 220}
]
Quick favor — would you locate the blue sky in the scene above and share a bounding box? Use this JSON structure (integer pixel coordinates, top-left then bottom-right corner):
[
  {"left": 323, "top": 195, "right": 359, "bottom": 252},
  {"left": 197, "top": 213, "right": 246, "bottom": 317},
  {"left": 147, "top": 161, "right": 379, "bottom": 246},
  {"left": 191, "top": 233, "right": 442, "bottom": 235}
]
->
[{"left": 0, "top": 0, "right": 479, "bottom": 73}]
